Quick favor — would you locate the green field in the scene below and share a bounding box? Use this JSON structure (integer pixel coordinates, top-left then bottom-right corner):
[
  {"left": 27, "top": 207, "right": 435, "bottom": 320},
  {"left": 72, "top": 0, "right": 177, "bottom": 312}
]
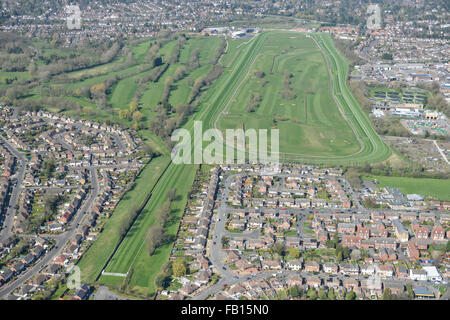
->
[
  {"left": 92, "top": 33, "right": 274, "bottom": 295},
  {"left": 212, "top": 31, "right": 391, "bottom": 165},
  {"left": 92, "top": 31, "right": 392, "bottom": 296},
  {"left": 216, "top": 31, "right": 361, "bottom": 158},
  {"left": 78, "top": 155, "right": 171, "bottom": 282},
  {"left": 2, "top": 30, "right": 393, "bottom": 297},
  {"left": 362, "top": 176, "right": 450, "bottom": 201}
]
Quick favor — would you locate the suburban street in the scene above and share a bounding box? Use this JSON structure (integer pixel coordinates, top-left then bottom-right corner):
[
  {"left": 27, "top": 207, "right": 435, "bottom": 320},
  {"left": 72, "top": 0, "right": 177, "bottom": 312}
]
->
[
  {"left": 0, "top": 166, "right": 100, "bottom": 298},
  {"left": 0, "top": 135, "right": 28, "bottom": 243},
  {"left": 190, "top": 171, "right": 447, "bottom": 300}
]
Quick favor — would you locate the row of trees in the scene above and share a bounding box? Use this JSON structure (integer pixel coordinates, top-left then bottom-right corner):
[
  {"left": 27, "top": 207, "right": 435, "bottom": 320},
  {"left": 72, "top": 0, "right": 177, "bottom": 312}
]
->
[
  {"left": 188, "top": 65, "right": 224, "bottom": 104},
  {"left": 161, "top": 65, "right": 187, "bottom": 103},
  {"left": 280, "top": 71, "right": 296, "bottom": 100},
  {"left": 211, "top": 37, "right": 227, "bottom": 65},
  {"left": 145, "top": 188, "right": 177, "bottom": 256},
  {"left": 36, "top": 42, "right": 122, "bottom": 78}
]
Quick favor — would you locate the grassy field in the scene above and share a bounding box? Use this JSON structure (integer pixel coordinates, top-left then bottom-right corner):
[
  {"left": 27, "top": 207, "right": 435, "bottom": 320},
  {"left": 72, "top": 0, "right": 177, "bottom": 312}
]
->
[
  {"left": 99, "top": 163, "right": 198, "bottom": 295},
  {"left": 210, "top": 31, "right": 390, "bottom": 165},
  {"left": 94, "top": 33, "right": 269, "bottom": 295},
  {"left": 78, "top": 155, "right": 171, "bottom": 282},
  {"left": 362, "top": 176, "right": 450, "bottom": 201},
  {"left": 216, "top": 31, "right": 361, "bottom": 158},
  {"left": 4, "top": 31, "right": 394, "bottom": 297},
  {"left": 77, "top": 34, "right": 226, "bottom": 294}
]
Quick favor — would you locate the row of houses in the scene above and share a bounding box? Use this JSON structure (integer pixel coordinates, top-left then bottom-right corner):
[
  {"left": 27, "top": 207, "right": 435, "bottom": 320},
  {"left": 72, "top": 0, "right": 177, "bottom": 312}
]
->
[
  {"left": 0, "top": 240, "right": 46, "bottom": 286},
  {"left": 0, "top": 143, "right": 15, "bottom": 215},
  {"left": 58, "top": 187, "right": 87, "bottom": 224}
]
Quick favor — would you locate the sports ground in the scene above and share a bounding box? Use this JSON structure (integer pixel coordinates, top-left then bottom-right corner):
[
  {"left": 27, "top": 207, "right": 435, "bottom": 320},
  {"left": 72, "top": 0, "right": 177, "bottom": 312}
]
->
[{"left": 77, "top": 31, "right": 392, "bottom": 295}]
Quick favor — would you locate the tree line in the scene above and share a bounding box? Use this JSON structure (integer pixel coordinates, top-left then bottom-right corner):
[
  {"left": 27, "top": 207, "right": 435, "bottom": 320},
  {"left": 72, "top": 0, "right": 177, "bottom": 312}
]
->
[{"left": 145, "top": 188, "right": 177, "bottom": 257}]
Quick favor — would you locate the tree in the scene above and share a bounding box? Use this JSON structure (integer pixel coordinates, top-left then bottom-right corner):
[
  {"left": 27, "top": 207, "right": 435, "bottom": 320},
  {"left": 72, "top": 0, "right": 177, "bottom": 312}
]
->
[
  {"left": 406, "top": 283, "right": 414, "bottom": 299},
  {"left": 327, "top": 288, "right": 336, "bottom": 300},
  {"left": 318, "top": 288, "right": 328, "bottom": 300},
  {"left": 132, "top": 110, "right": 143, "bottom": 123},
  {"left": 382, "top": 288, "right": 394, "bottom": 300},
  {"left": 142, "top": 143, "right": 156, "bottom": 158},
  {"left": 344, "top": 168, "right": 362, "bottom": 190},
  {"left": 287, "top": 247, "right": 300, "bottom": 259},
  {"left": 28, "top": 62, "right": 37, "bottom": 76},
  {"left": 155, "top": 200, "right": 172, "bottom": 227},
  {"left": 119, "top": 109, "right": 130, "bottom": 120},
  {"left": 172, "top": 259, "right": 187, "bottom": 277},
  {"left": 167, "top": 188, "right": 177, "bottom": 202},
  {"left": 90, "top": 82, "right": 106, "bottom": 94},
  {"left": 132, "top": 122, "right": 140, "bottom": 131},
  {"left": 155, "top": 272, "right": 171, "bottom": 290},
  {"left": 83, "top": 106, "right": 94, "bottom": 116},
  {"left": 381, "top": 53, "right": 393, "bottom": 60},
  {"left": 289, "top": 285, "right": 299, "bottom": 297},
  {"left": 254, "top": 71, "right": 265, "bottom": 78},
  {"left": 44, "top": 194, "right": 64, "bottom": 217},
  {"left": 129, "top": 100, "right": 138, "bottom": 113},
  {"left": 146, "top": 225, "right": 164, "bottom": 256},
  {"left": 271, "top": 242, "right": 286, "bottom": 257},
  {"left": 343, "top": 247, "right": 351, "bottom": 260},
  {"left": 345, "top": 290, "right": 356, "bottom": 300},
  {"left": 326, "top": 239, "right": 336, "bottom": 249},
  {"left": 221, "top": 236, "right": 228, "bottom": 247}
]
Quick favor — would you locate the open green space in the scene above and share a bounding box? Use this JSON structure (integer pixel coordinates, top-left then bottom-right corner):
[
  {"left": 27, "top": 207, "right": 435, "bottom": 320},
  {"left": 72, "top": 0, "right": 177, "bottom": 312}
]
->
[
  {"left": 78, "top": 155, "right": 171, "bottom": 282},
  {"left": 98, "top": 31, "right": 391, "bottom": 294},
  {"left": 362, "top": 175, "right": 450, "bottom": 201},
  {"left": 217, "top": 31, "right": 360, "bottom": 157},
  {"left": 212, "top": 31, "right": 390, "bottom": 165},
  {"left": 2, "top": 30, "right": 393, "bottom": 298}
]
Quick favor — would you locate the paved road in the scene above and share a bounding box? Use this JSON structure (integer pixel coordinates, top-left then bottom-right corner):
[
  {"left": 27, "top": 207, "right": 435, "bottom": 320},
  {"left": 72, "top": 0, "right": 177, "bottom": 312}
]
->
[
  {"left": 191, "top": 171, "right": 448, "bottom": 300},
  {"left": 193, "top": 267, "right": 445, "bottom": 300},
  {"left": 207, "top": 174, "right": 239, "bottom": 283},
  {"left": 94, "top": 286, "right": 129, "bottom": 300},
  {"left": 0, "top": 167, "right": 100, "bottom": 298},
  {"left": 0, "top": 135, "right": 27, "bottom": 243},
  {"left": 432, "top": 140, "right": 449, "bottom": 165}
]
